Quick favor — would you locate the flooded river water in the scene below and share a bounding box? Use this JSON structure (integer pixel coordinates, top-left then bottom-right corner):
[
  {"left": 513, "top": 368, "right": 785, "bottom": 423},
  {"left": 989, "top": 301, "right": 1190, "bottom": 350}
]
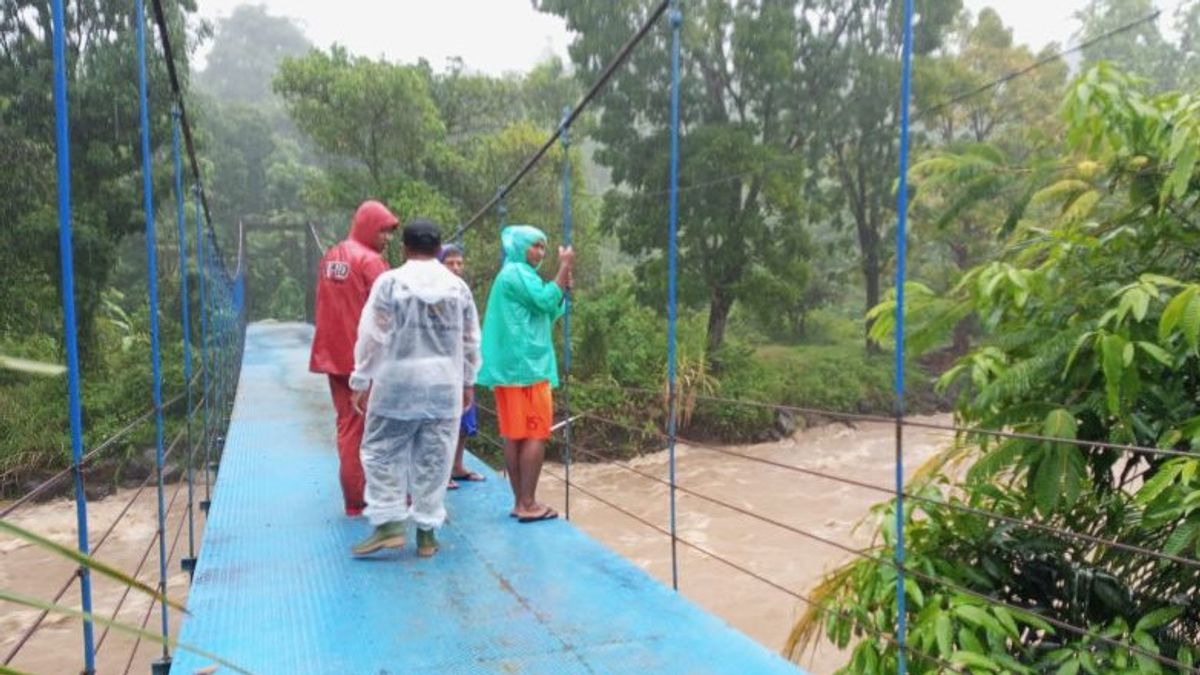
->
[{"left": 2, "top": 414, "right": 954, "bottom": 674}]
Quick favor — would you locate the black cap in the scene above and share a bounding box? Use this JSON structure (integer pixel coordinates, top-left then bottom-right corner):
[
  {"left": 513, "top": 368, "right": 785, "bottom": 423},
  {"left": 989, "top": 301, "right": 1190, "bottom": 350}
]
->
[{"left": 402, "top": 219, "right": 442, "bottom": 254}]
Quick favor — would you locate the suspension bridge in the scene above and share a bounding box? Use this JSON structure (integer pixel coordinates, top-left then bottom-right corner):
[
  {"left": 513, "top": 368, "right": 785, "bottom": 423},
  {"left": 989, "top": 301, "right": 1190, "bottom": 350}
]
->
[{"left": 3, "top": 0, "right": 1196, "bottom": 673}]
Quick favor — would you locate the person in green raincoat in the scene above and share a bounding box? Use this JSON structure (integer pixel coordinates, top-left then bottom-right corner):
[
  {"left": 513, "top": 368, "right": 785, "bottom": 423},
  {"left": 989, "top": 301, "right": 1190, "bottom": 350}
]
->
[{"left": 478, "top": 225, "right": 574, "bottom": 522}]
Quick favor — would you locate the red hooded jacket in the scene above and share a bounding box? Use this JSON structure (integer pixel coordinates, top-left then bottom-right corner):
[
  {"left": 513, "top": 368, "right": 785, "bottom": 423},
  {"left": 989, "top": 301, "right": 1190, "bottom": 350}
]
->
[{"left": 309, "top": 201, "right": 398, "bottom": 375}]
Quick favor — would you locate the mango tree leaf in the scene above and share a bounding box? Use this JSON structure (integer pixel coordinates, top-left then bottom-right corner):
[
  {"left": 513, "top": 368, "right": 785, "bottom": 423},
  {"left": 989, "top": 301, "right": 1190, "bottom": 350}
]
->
[
  {"left": 1185, "top": 292, "right": 1200, "bottom": 353},
  {"left": 1163, "top": 520, "right": 1199, "bottom": 556},
  {"left": 1137, "top": 341, "right": 1174, "bottom": 367},
  {"left": 1044, "top": 409, "right": 1079, "bottom": 443},
  {"left": 993, "top": 606, "right": 1021, "bottom": 639},
  {"left": 950, "top": 650, "right": 1001, "bottom": 672},
  {"left": 954, "top": 604, "right": 1003, "bottom": 635},
  {"left": 1135, "top": 606, "right": 1184, "bottom": 633},
  {"left": 1166, "top": 143, "right": 1198, "bottom": 200},
  {"left": 1056, "top": 659, "right": 1080, "bottom": 675},
  {"left": 935, "top": 613, "right": 954, "bottom": 656},
  {"left": 1100, "top": 334, "right": 1126, "bottom": 414},
  {"left": 1136, "top": 462, "right": 1184, "bottom": 505},
  {"left": 1034, "top": 453, "right": 1062, "bottom": 514},
  {"left": 1159, "top": 286, "right": 1196, "bottom": 341}
]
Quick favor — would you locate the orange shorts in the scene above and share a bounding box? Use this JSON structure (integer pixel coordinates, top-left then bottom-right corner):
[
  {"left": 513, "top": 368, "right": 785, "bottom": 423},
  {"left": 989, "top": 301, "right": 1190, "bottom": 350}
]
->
[{"left": 493, "top": 382, "right": 553, "bottom": 441}]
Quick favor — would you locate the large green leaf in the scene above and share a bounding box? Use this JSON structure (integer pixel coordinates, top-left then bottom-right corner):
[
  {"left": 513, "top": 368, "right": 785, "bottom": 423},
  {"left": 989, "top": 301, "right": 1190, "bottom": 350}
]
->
[
  {"left": 1163, "top": 519, "right": 1199, "bottom": 556},
  {"left": 1136, "top": 341, "right": 1174, "bottom": 368},
  {"left": 1165, "top": 143, "right": 1198, "bottom": 201},
  {"left": 1184, "top": 292, "right": 1200, "bottom": 353},
  {"left": 0, "top": 590, "right": 251, "bottom": 674},
  {"left": 1136, "top": 461, "right": 1184, "bottom": 505},
  {"left": 950, "top": 650, "right": 1001, "bottom": 672},
  {"left": 935, "top": 612, "right": 954, "bottom": 656},
  {"left": 1043, "top": 409, "right": 1078, "bottom": 443},
  {"left": 1158, "top": 286, "right": 1196, "bottom": 341},
  {"left": 1135, "top": 606, "right": 1184, "bottom": 633},
  {"left": 1100, "top": 334, "right": 1126, "bottom": 415},
  {"left": 1033, "top": 445, "right": 1086, "bottom": 514},
  {"left": 0, "top": 354, "right": 66, "bottom": 376},
  {"left": 0, "top": 519, "right": 187, "bottom": 614}
]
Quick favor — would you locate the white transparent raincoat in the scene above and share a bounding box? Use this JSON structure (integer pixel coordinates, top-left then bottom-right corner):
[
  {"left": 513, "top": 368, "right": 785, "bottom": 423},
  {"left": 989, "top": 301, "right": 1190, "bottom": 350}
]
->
[{"left": 349, "top": 259, "right": 481, "bottom": 527}]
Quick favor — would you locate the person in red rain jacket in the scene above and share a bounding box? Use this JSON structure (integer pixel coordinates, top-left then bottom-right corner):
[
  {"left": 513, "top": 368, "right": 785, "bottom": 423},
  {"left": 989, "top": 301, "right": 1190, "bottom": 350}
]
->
[{"left": 310, "top": 200, "right": 399, "bottom": 517}]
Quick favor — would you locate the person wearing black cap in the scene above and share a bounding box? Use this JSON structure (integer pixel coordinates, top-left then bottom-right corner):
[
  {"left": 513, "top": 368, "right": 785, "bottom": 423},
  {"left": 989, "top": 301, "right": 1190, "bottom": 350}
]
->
[{"left": 348, "top": 219, "right": 482, "bottom": 558}]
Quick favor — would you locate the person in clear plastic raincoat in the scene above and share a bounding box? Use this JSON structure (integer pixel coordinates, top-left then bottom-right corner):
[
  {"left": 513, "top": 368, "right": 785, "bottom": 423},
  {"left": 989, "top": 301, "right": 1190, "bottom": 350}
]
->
[
  {"left": 348, "top": 220, "right": 481, "bottom": 558},
  {"left": 477, "top": 225, "right": 574, "bottom": 523}
]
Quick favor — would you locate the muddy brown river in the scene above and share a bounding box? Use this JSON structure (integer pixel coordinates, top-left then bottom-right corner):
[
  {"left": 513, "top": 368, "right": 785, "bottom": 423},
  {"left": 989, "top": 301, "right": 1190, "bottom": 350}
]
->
[{"left": 1, "top": 414, "right": 953, "bottom": 674}]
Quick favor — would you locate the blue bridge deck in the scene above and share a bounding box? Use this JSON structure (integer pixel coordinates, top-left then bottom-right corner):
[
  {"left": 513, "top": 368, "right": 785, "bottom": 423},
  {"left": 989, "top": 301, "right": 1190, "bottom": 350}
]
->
[{"left": 172, "top": 323, "right": 801, "bottom": 674}]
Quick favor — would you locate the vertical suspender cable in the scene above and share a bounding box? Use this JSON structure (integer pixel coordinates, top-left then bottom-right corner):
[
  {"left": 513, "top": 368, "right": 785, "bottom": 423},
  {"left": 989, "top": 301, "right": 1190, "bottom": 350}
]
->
[
  {"left": 665, "top": 0, "right": 683, "bottom": 592},
  {"left": 133, "top": 0, "right": 172, "bottom": 665},
  {"left": 559, "top": 106, "right": 574, "bottom": 521},
  {"left": 195, "top": 187, "right": 212, "bottom": 514},
  {"left": 892, "top": 0, "right": 917, "bottom": 671},
  {"left": 50, "top": 1, "right": 98, "bottom": 671},
  {"left": 172, "top": 109, "right": 197, "bottom": 574}
]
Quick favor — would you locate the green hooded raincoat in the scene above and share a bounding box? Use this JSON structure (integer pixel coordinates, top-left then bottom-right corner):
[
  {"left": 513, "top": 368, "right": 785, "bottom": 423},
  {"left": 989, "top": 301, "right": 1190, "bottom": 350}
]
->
[{"left": 477, "top": 225, "right": 564, "bottom": 388}]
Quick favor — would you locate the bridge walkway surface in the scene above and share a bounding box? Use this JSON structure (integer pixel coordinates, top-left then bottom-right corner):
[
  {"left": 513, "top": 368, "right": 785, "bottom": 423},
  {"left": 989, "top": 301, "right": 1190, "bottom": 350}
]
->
[{"left": 171, "top": 323, "right": 803, "bottom": 674}]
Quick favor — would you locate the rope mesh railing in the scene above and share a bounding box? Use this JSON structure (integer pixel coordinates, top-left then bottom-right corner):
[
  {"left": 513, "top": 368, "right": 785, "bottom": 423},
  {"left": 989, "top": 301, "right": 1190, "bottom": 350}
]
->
[
  {"left": 2, "top": 0, "right": 247, "bottom": 672},
  {"left": 3, "top": 422, "right": 191, "bottom": 666}
]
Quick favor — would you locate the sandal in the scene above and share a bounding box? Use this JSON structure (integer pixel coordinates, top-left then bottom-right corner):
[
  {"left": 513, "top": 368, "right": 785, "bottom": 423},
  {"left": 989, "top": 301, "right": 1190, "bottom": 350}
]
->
[
  {"left": 451, "top": 471, "right": 486, "bottom": 482},
  {"left": 517, "top": 507, "right": 558, "bottom": 523}
]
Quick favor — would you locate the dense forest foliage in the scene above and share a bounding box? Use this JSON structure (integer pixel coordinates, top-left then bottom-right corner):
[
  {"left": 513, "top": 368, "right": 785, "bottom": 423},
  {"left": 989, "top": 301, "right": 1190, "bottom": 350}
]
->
[{"left": 2, "top": 0, "right": 1198, "bottom": 670}]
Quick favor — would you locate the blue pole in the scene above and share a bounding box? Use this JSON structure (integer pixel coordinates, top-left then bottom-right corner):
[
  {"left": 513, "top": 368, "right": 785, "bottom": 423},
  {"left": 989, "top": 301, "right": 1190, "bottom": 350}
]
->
[
  {"left": 50, "top": 1, "right": 97, "bottom": 671},
  {"left": 893, "top": 0, "right": 916, "bottom": 671},
  {"left": 172, "top": 109, "right": 197, "bottom": 573},
  {"left": 195, "top": 186, "right": 212, "bottom": 514},
  {"left": 666, "top": 0, "right": 683, "bottom": 592},
  {"left": 559, "top": 106, "right": 573, "bottom": 521},
  {"left": 496, "top": 187, "right": 508, "bottom": 268},
  {"left": 134, "top": 0, "right": 171, "bottom": 664}
]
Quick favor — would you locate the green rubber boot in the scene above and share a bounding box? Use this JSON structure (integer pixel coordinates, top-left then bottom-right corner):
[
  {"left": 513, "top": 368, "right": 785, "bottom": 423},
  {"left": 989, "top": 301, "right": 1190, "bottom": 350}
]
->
[
  {"left": 416, "top": 528, "right": 439, "bottom": 558},
  {"left": 351, "top": 521, "right": 406, "bottom": 557}
]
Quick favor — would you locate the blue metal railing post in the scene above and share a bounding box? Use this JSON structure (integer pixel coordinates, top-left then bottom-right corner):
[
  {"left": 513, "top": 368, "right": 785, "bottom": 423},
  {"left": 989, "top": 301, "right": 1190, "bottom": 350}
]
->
[
  {"left": 559, "top": 105, "right": 574, "bottom": 521},
  {"left": 666, "top": 0, "right": 683, "bottom": 592},
  {"left": 893, "top": 0, "right": 916, "bottom": 671},
  {"left": 173, "top": 108, "right": 197, "bottom": 575},
  {"left": 134, "top": 0, "right": 172, "bottom": 667},
  {"left": 496, "top": 187, "right": 509, "bottom": 267},
  {"left": 50, "top": 1, "right": 97, "bottom": 670},
  {"left": 195, "top": 186, "right": 212, "bottom": 515}
]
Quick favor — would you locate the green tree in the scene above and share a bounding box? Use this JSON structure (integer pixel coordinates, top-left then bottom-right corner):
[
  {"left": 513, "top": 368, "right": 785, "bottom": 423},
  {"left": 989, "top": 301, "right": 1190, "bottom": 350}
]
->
[
  {"left": 795, "top": 65, "right": 1200, "bottom": 674},
  {"left": 0, "top": 0, "right": 198, "bottom": 362},
  {"left": 197, "top": 3, "right": 311, "bottom": 106},
  {"left": 274, "top": 45, "right": 446, "bottom": 195},
  {"left": 806, "top": 0, "right": 960, "bottom": 346},
  {"left": 537, "top": 0, "right": 819, "bottom": 357},
  {"left": 1075, "top": 0, "right": 1176, "bottom": 90},
  {"left": 905, "top": 8, "right": 1068, "bottom": 352}
]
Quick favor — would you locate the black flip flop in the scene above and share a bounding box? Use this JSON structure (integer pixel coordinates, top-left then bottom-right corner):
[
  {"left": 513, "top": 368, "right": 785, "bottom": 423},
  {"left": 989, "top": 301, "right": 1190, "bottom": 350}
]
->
[{"left": 518, "top": 507, "right": 558, "bottom": 523}]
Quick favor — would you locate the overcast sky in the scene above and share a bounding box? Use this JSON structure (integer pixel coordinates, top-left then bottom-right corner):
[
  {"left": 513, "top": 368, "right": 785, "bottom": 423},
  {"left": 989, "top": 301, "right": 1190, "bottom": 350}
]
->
[{"left": 194, "top": 0, "right": 1188, "bottom": 75}]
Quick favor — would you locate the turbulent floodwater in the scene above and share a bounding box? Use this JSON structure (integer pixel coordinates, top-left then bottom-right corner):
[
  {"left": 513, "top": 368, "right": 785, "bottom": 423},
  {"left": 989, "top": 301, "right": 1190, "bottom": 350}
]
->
[
  {"left": 0, "top": 482, "right": 203, "bottom": 674},
  {"left": 539, "top": 413, "right": 956, "bottom": 674},
  {"left": 1, "top": 414, "right": 954, "bottom": 674}
]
